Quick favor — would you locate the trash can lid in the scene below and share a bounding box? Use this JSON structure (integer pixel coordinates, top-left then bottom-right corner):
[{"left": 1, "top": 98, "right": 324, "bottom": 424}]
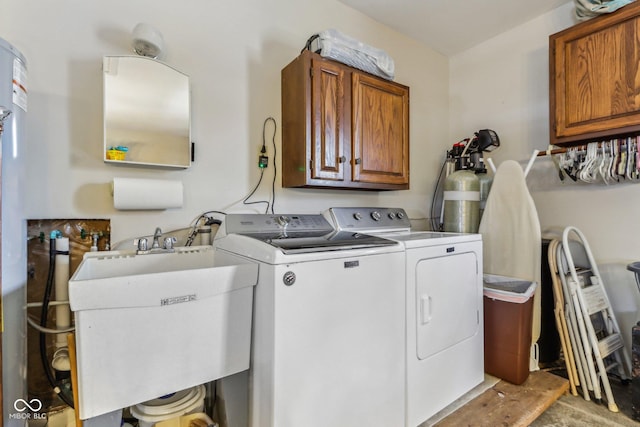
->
[
  {"left": 483, "top": 274, "right": 536, "bottom": 303},
  {"left": 627, "top": 261, "right": 640, "bottom": 274}
]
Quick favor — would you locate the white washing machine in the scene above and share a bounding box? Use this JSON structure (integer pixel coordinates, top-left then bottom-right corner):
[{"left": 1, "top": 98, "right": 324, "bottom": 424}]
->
[
  {"left": 213, "top": 213, "right": 406, "bottom": 427},
  {"left": 326, "top": 207, "right": 484, "bottom": 427}
]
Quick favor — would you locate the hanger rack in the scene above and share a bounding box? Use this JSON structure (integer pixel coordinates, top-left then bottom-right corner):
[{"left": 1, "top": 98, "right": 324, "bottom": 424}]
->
[
  {"left": 536, "top": 136, "right": 640, "bottom": 184},
  {"left": 537, "top": 147, "right": 573, "bottom": 157},
  {"left": 537, "top": 137, "right": 637, "bottom": 157}
]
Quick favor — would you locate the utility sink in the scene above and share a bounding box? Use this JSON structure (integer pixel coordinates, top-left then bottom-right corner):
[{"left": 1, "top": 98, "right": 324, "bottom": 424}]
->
[{"left": 69, "top": 246, "right": 258, "bottom": 420}]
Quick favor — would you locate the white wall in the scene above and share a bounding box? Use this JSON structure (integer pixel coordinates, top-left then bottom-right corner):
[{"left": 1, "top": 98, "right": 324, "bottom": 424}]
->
[
  {"left": 450, "top": 2, "right": 640, "bottom": 355},
  {"left": 1, "top": 0, "right": 449, "bottom": 247}
]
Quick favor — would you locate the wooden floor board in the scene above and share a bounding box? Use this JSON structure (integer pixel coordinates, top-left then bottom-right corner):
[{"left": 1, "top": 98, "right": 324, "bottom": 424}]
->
[{"left": 434, "top": 371, "right": 569, "bottom": 427}]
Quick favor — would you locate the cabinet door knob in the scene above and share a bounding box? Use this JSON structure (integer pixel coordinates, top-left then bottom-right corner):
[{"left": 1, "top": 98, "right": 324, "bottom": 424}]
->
[
  {"left": 338, "top": 156, "right": 347, "bottom": 163},
  {"left": 354, "top": 158, "right": 362, "bottom": 165}
]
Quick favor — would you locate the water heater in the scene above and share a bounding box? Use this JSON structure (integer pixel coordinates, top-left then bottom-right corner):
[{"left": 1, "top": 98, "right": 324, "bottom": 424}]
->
[{"left": 0, "top": 36, "right": 27, "bottom": 424}]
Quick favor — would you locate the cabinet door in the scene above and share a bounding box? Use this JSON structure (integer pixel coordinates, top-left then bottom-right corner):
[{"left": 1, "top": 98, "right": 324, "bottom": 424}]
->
[
  {"left": 310, "top": 59, "right": 348, "bottom": 182},
  {"left": 282, "top": 51, "right": 410, "bottom": 190},
  {"left": 550, "top": 3, "right": 640, "bottom": 144},
  {"left": 352, "top": 73, "right": 409, "bottom": 186}
]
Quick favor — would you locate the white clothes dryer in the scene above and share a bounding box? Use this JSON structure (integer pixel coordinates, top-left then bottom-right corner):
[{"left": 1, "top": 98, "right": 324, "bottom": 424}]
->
[{"left": 326, "top": 207, "right": 484, "bottom": 427}]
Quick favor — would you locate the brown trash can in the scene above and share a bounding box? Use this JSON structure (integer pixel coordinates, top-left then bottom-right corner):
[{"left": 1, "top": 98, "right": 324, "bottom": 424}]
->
[{"left": 483, "top": 274, "right": 537, "bottom": 385}]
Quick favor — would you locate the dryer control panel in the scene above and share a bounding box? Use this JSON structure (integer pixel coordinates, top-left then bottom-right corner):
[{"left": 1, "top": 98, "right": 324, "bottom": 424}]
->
[{"left": 326, "top": 207, "right": 411, "bottom": 232}]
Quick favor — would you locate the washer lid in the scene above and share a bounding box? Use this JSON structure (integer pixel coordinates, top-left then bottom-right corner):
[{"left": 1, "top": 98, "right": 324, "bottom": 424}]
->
[
  {"left": 262, "top": 230, "right": 398, "bottom": 254},
  {"left": 380, "top": 231, "right": 482, "bottom": 247}
]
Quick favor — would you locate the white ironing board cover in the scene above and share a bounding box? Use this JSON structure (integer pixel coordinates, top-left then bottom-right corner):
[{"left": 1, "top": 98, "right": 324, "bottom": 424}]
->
[{"left": 478, "top": 160, "right": 541, "bottom": 343}]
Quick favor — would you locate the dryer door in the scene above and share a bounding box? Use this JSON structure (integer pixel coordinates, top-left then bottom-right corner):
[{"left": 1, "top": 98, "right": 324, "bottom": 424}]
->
[{"left": 415, "top": 251, "right": 480, "bottom": 360}]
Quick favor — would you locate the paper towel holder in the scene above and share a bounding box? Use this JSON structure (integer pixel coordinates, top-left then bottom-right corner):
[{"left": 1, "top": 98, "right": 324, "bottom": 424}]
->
[{"left": 111, "top": 177, "right": 184, "bottom": 210}]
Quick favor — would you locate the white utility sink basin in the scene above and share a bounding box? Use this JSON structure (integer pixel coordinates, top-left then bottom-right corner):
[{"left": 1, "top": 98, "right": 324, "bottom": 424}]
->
[{"left": 69, "top": 246, "right": 258, "bottom": 420}]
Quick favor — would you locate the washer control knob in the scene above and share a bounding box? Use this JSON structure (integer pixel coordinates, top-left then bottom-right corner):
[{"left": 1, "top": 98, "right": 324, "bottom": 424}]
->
[
  {"left": 397, "top": 211, "right": 406, "bottom": 219},
  {"left": 371, "top": 211, "right": 382, "bottom": 221},
  {"left": 388, "top": 212, "right": 396, "bottom": 219},
  {"left": 353, "top": 212, "right": 363, "bottom": 220}
]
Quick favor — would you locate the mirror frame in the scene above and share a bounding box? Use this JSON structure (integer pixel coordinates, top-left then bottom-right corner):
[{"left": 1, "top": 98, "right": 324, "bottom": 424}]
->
[{"left": 103, "top": 55, "right": 192, "bottom": 169}]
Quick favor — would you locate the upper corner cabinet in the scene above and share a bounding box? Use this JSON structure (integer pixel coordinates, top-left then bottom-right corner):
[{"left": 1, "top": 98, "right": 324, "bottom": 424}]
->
[
  {"left": 103, "top": 56, "right": 192, "bottom": 168},
  {"left": 550, "top": 1, "right": 640, "bottom": 146},
  {"left": 281, "top": 50, "right": 409, "bottom": 190}
]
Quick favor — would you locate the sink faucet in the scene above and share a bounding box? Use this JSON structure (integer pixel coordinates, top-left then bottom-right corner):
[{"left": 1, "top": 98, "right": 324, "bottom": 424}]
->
[
  {"left": 152, "top": 227, "right": 162, "bottom": 249},
  {"left": 136, "top": 227, "right": 176, "bottom": 254}
]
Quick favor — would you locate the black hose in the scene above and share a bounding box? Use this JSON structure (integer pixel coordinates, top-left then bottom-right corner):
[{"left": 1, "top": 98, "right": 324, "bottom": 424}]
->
[
  {"left": 430, "top": 157, "right": 448, "bottom": 231},
  {"left": 39, "top": 237, "right": 75, "bottom": 408}
]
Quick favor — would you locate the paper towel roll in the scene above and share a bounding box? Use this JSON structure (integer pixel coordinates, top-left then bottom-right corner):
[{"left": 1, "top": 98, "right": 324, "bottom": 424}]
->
[{"left": 112, "top": 177, "right": 183, "bottom": 210}]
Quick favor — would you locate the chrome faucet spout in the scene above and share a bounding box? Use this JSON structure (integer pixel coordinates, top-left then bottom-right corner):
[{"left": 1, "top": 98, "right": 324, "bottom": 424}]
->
[
  {"left": 152, "top": 227, "right": 162, "bottom": 249},
  {"left": 136, "top": 227, "right": 176, "bottom": 254}
]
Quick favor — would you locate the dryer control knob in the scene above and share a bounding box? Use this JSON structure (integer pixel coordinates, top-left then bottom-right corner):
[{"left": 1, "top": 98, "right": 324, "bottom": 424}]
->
[
  {"left": 353, "top": 212, "right": 363, "bottom": 220},
  {"left": 371, "top": 211, "right": 382, "bottom": 221}
]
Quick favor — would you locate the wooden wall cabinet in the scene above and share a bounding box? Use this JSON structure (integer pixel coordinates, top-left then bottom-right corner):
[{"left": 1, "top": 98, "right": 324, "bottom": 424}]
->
[
  {"left": 550, "top": 2, "right": 640, "bottom": 145},
  {"left": 282, "top": 51, "right": 409, "bottom": 190}
]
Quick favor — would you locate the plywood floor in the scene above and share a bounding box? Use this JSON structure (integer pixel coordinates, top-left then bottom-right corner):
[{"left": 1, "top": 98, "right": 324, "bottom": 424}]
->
[{"left": 434, "top": 371, "right": 569, "bottom": 427}]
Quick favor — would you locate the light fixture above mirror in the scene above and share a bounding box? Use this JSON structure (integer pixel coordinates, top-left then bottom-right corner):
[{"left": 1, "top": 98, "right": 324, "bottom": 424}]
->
[{"left": 131, "top": 23, "right": 164, "bottom": 59}]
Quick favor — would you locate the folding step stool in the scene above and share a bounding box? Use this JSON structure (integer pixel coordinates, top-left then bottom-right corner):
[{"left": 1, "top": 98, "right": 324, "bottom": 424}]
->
[{"left": 559, "top": 226, "right": 631, "bottom": 412}]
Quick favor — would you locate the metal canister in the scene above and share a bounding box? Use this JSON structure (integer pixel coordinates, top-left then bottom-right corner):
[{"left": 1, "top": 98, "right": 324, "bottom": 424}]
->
[
  {"left": 197, "top": 225, "right": 212, "bottom": 246},
  {"left": 443, "top": 170, "right": 480, "bottom": 233},
  {"left": 476, "top": 172, "right": 493, "bottom": 220}
]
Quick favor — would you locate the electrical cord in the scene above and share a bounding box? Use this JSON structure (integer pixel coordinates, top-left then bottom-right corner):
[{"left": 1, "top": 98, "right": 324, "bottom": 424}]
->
[
  {"left": 430, "top": 157, "right": 448, "bottom": 231},
  {"left": 242, "top": 168, "right": 269, "bottom": 212},
  {"left": 243, "top": 117, "right": 278, "bottom": 214},
  {"left": 265, "top": 117, "right": 277, "bottom": 214},
  {"left": 301, "top": 34, "right": 320, "bottom": 53}
]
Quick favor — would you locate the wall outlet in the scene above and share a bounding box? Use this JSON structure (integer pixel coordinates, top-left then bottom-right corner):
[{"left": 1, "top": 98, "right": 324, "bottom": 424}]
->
[{"left": 259, "top": 155, "right": 268, "bottom": 168}]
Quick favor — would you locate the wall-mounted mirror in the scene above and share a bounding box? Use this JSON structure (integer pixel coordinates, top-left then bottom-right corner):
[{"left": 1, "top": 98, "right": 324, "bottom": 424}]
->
[{"left": 103, "top": 55, "right": 191, "bottom": 168}]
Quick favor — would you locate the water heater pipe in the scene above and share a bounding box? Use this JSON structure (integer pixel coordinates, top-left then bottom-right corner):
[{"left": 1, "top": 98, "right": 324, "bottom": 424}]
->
[{"left": 54, "top": 237, "right": 71, "bottom": 349}]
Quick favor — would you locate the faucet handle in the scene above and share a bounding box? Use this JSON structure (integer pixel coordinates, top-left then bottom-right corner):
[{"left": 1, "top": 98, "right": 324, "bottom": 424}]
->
[
  {"left": 136, "top": 238, "right": 148, "bottom": 251},
  {"left": 163, "top": 236, "right": 177, "bottom": 250}
]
